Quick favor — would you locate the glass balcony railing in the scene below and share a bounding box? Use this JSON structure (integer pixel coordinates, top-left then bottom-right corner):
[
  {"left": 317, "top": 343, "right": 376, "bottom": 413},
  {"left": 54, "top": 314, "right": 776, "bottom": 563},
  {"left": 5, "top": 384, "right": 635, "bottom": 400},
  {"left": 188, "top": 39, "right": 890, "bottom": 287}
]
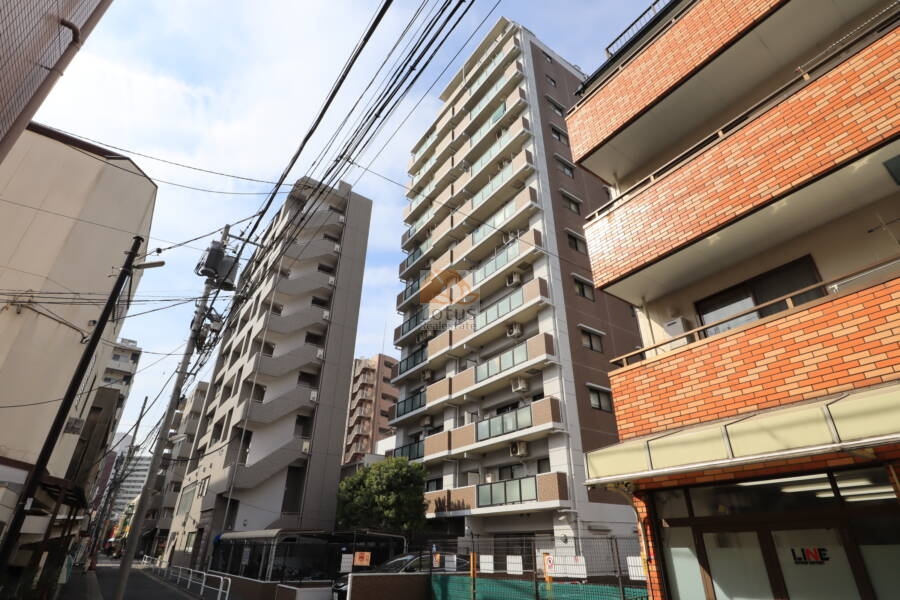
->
[
  {"left": 472, "top": 241, "right": 521, "bottom": 285},
  {"left": 412, "top": 131, "right": 438, "bottom": 164},
  {"left": 400, "top": 239, "right": 432, "bottom": 273},
  {"left": 395, "top": 389, "right": 426, "bottom": 419},
  {"left": 469, "top": 161, "right": 519, "bottom": 212},
  {"left": 466, "top": 48, "right": 509, "bottom": 99},
  {"left": 398, "top": 347, "right": 427, "bottom": 375},
  {"left": 476, "top": 405, "right": 532, "bottom": 441},
  {"left": 475, "top": 339, "right": 528, "bottom": 382},
  {"left": 392, "top": 439, "right": 425, "bottom": 461},
  {"left": 405, "top": 206, "right": 436, "bottom": 241},
  {"left": 400, "top": 276, "right": 422, "bottom": 303},
  {"left": 471, "top": 198, "right": 517, "bottom": 246},
  {"left": 474, "top": 287, "right": 524, "bottom": 331},
  {"left": 477, "top": 475, "right": 537, "bottom": 507},
  {"left": 469, "top": 76, "right": 510, "bottom": 122},
  {"left": 399, "top": 305, "right": 429, "bottom": 337},
  {"left": 469, "top": 102, "right": 508, "bottom": 149},
  {"left": 467, "top": 130, "right": 513, "bottom": 179}
]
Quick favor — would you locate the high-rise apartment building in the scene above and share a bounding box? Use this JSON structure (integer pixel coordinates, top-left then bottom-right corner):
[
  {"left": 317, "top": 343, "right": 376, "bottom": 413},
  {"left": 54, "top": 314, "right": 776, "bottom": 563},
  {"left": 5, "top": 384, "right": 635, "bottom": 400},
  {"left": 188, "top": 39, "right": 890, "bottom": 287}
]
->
[
  {"left": 166, "top": 178, "right": 371, "bottom": 569},
  {"left": 138, "top": 382, "right": 208, "bottom": 557},
  {"left": 0, "top": 123, "right": 156, "bottom": 593},
  {"left": 0, "top": 1, "right": 113, "bottom": 162},
  {"left": 568, "top": 1, "right": 900, "bottom": 598},
  {"left": 391, "top": 18, "right": 641, "bottom": 540},
  {"left": 112, "top": 455, "right": 152, "bottom": 518},
  {"left": 343, "top": 354, "right": 399, "bottom": 464}
]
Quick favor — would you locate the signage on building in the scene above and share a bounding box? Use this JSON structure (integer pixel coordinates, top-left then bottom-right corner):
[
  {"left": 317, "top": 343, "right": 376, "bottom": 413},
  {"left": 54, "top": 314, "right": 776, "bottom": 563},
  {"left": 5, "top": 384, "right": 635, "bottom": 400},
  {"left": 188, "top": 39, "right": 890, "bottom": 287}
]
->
[
  {"left": 353, "top": 551, "right": 371, "bottom": 566},
  {"left": 339, "top": 553, "right": 353, "bottom": 573},
  {"left": 479, "top": 554, "right": 494, "bottom": 573},
  {"left": 791, "top": 547, "right": 830, "bottom": 565}
]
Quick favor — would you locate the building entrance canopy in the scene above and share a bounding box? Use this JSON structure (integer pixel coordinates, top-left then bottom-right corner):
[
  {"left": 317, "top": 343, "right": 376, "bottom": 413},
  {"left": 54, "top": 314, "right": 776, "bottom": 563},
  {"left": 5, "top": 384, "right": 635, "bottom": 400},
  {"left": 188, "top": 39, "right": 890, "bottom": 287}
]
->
[{"left": 585, "top": 383, "right": 900, "bottom": 486}]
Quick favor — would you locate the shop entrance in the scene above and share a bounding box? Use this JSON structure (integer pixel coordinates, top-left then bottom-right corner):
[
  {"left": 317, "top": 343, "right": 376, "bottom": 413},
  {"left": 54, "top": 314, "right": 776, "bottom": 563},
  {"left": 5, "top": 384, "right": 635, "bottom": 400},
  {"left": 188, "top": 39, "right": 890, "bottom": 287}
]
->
[{"left": 653, "top": 466, "right": 900, "bottom": 600}]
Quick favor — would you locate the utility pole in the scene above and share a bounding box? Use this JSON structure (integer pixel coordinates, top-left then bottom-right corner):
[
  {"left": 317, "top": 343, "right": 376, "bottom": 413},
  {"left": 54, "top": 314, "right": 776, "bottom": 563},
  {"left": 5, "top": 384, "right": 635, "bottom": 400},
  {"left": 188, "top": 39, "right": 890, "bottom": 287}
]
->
[
  {"left": 0, "top": 236, "right": 146, "bottom": 592},
  {"left": 87, "top": 396, "right": 148, "bottom": 568},
  {"left": 114, "top": 226, "right": 232, "bottom": 600}
]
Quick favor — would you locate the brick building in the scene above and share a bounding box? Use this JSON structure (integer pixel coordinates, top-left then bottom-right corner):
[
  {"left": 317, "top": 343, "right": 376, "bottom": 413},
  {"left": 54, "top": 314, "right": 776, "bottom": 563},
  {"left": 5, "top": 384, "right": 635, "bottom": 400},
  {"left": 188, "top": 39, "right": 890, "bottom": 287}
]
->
[
  {"left": 567, "top": 0, "right": 900, "bottom": 598},
  {"left": 343, "top": 354, "right": 398, "bottom": 464}
]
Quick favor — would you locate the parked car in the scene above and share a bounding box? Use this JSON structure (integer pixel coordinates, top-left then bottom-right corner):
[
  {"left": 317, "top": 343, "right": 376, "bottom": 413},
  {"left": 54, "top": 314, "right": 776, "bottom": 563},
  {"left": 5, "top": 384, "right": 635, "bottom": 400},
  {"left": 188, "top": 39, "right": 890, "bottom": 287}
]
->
[{"left": 332, "top": 552, "right": 469, "bottom": 600}]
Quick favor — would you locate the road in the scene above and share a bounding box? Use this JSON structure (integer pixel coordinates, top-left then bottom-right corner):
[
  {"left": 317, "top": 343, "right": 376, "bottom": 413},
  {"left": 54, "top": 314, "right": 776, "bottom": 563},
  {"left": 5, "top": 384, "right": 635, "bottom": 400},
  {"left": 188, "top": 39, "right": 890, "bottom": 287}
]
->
[{"left": 58, "top": 558, "right": 197, "bottom": 600}]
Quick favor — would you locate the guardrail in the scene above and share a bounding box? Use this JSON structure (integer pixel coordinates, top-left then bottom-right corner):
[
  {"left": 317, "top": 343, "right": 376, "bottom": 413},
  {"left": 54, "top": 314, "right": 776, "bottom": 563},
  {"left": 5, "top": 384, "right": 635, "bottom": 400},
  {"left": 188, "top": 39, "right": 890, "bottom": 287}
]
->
[{"left": 143, "top": 557, "right": 231, "bottom": 600}]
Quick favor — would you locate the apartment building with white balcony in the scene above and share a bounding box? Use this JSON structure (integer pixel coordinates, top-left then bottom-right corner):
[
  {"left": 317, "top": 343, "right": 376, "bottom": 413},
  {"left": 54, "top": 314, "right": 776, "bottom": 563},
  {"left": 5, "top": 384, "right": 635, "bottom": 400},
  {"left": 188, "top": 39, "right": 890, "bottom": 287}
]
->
[
  {"left": 166, "top": 178, "right": 371, "bottom": 569},
  {"left": 391, "top": 18, "right": 641, "bottom": 540},
  {"left": 343, "top": 354, "right": 399, "bottom": 464}
]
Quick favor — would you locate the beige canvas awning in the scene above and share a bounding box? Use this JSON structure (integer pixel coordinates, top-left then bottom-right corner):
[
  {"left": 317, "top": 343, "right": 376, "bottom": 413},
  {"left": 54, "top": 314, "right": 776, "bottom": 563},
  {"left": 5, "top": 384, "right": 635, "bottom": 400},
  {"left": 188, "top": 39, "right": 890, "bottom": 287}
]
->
[{"left": 585, "top": 383, "right": 900, "bottom": 485}]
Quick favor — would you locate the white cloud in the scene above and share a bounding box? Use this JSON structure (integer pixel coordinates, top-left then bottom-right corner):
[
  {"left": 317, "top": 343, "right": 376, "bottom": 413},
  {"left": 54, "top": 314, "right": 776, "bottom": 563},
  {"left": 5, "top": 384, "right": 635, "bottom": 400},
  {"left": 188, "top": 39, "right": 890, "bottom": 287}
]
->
[{"left": 33, "top": 0, "right": 636, "bottom": 432}]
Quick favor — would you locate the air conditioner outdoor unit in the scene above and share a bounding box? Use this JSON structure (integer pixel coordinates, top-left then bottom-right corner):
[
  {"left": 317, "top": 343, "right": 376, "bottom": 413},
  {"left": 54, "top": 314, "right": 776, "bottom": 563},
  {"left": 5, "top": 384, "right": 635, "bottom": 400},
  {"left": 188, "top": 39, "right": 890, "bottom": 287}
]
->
[
  {"left": 338, "top": 215, "right": 347, "bottom": 224},
  {"left": 506, "top": 272, "right": 522, "bottom": 287},
  {"left": 501, "top": 232, "right": 513, "bottom": 244},
  {"left": 422, "top": 369, "right": 435, "bottom": 382},
  {"left": 663, "top": 316, "right": 695, "bottom": 349},
  {"left": 509, "top": 441, "right": 528, "bottom": 457},
  {"left": 510, "top": 377, "right": 528, "bottom": 393},
  {"left": 416, "top": 332, "right": 430, "bottom": 344},
  {"left": 420, "top": 415, "right": 433, "bottom": 428},
  {"left": 506, "top": 323, "right": 523, "bottom": 338}
]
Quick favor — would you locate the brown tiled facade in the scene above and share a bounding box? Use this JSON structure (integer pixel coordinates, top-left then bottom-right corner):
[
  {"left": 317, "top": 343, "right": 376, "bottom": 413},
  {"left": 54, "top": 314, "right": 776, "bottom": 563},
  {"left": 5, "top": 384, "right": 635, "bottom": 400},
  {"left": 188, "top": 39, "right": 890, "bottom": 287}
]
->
[{"left": 343, "top": 354, "right": 399, "bottom": 464}]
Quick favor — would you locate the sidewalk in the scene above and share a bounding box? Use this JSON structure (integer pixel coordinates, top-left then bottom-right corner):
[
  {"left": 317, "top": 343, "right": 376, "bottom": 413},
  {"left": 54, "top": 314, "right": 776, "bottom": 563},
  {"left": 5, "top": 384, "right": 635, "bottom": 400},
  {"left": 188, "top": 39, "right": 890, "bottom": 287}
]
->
[{"left": 57, "top": 559, "right": 196, "bottom": 600}]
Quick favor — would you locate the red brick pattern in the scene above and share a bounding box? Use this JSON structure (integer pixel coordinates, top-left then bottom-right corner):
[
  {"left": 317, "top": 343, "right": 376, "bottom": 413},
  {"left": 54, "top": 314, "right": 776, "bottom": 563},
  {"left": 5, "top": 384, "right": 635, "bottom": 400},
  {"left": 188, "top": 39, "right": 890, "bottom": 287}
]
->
[
  {"left": 584, "top": 30, "right": 900, "bottom": 289},
  {"left": 612, "top": 278, "right": 900, "bottom": 439},
  {"left": 567, "top": 0, "right": 784, "bottom": 162}
]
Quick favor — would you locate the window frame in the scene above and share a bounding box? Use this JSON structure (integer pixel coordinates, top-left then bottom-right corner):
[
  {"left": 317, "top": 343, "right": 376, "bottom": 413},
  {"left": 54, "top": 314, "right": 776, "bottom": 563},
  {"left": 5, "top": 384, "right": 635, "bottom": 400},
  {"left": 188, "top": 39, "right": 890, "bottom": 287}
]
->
[
  {"left": 581, "top": 329, "right": 604, "bottom": 352},
  {"left": 573, "top": 276, "right": 595, "bottom": 301},
  {"left": 587, "top": 385, "right": 613, "bottom": 412}
]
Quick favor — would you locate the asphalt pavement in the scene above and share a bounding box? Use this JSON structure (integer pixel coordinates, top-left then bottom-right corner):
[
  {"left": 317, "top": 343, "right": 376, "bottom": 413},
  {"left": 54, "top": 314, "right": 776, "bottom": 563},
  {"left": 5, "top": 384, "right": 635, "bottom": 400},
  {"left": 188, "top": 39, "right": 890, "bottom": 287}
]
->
[{"left": 58, "top": 558, "right": 196, "bottom": 600}]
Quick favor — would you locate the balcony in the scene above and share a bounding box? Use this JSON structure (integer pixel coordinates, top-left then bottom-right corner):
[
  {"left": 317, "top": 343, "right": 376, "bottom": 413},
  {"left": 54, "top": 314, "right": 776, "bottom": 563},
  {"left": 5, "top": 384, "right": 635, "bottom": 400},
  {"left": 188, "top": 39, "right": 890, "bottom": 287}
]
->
[
  {"left": 266, "top": 307, "right": 330, "bottom": 335},
  {"left": 283, "top": 237, "right": 341, "bottom": 261},
  {"left": 245, "top": 385, "right": 318, "bottom": 424},
  {"left": 390, "top": 439, "right": 424, "bottom": 461},
  {"left": 390, "top": 389, "right": 427, "bottom": 425},
  {"left": 428, "top": 277, "right": 549, "bottom": 363},
  {"left": 608, "top": 260, "right": 900, "bottom": 441},
  {"left": 422, "top": 396, "right": 562, "bottom": 461},
  {"left": 256, "top": 344, "right": 324, "bottom": 377},
  {"left": 425, "top": 333, "right": 556, "bottom": 412},
  {"left": 396, "top": 347, "right": 428, "bottom": 381},
  {"left": 568, "top": 0, "right": 890, "bottom": 187},
  {"left": 276, "top": 270, "right": 334, "bottom": 296},
  {"left": 425, "top": 473, "right": 569, "bottom": 517},
  {"left": 584, "top": 31, "right": 900, "bottom": 295},
  {"left": 227, "top": 434, "right": 311, "bottom": 489}
]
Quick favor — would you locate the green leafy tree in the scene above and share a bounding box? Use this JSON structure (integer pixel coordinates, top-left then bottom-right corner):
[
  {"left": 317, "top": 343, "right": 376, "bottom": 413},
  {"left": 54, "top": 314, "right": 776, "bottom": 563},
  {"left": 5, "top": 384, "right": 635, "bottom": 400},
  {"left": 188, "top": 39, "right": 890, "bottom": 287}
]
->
[{"left": 337, "top": 457, "right": 427, "bottom": 533}]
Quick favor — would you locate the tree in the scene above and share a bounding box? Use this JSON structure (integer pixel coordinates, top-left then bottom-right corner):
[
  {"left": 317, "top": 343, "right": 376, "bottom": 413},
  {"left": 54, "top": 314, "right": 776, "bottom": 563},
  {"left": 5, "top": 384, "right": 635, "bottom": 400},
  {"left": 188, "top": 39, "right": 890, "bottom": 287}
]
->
[{"left": 336, "top": 457, "right": 427, "bottom": 533}]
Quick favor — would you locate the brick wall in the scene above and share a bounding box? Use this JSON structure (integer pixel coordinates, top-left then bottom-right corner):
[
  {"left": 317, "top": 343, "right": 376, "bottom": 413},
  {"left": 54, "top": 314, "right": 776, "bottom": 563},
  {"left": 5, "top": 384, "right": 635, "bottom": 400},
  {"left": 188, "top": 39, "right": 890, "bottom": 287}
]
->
[
  {"left": 583, "top": 29, "right": 900, "bottom": 289},
  {"left": 567, "top": 0, "right": 784, "bottom": 162},
  {"left": 611, "top": 278, "right": 900, "bottom": 439}
]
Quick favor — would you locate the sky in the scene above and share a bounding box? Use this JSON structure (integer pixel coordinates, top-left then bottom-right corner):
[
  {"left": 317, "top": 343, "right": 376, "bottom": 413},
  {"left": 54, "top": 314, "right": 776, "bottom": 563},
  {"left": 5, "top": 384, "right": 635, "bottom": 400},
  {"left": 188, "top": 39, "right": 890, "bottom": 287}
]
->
[{"left": 35, "top": 0, "right": 640, "bottom": 440}]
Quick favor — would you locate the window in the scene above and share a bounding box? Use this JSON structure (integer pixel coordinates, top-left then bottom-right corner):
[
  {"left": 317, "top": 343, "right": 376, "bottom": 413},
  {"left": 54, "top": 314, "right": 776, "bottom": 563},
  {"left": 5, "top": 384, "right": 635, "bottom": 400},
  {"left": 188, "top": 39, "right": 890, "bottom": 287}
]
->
[
  {"left": 323, "top": 232, "right": 340, "bottom": 243},
  {"left": 198, "top": 476, "right": 210, "bottom": 497},
  {"left": 547, "top": 97, "right": 564, "bottom": 117},
  {"left": 573, "top": 277, "right": 594, "bottom": 301},
  {"left": 379, "top": 409, "right": 390, "bottom": 418},
  {"left": 311, "top": 296, "right": 330, "bottom": 308},
  {"left": 581, "top": 329, "right": 603, "bottom": 352},
  {"left": 112, "top": 353, "right": 123, "bottom": 361},
  {"left": 185, "top": 531, "right": 196, "bottom": 551},
  {"left": 171, "top": 481, "right": 181, "bottom": 493},
  {"left": 542, "top": 50, "right": 552, "bottom": 63},
  {"left": 560, "top": 190, "right": 581, "bottom": 214},
  {"left": 557, "top": 158, "right": 575, "bottom": 178},
  {"left": 588, "top": 386, "right": 612, "bottom": 411},
  {"left": 551, "top": 126, "right": 569, "bottom": 146},
  {"left": 175, "top": 482, "right": 197, "bottom": 516},
  {"left": 382, "top": 376, "right": 391, "bottom": 384},
  {"left": 537, "top": 458, "right": 551, "bottom": 474},
  {"left": 696, "top": 256, "right": 825, "bottom": 337},
  {"left": 425, "top": 478, "right": 443, "bottom": 492},
  {"left": 545, "top": 74, "right": 557, "bottom": 87},
  {"left": 304, "top": 332, "right": 325, "bottom": 346},
  {"left": 566, "top": 233, "right": 587, "bottom": 254},
  {"left": 269, "top": 302, "right": 283, "bottom": 316},
  {"left": 499, "top": 464, "right": 526, "bottom": 481},
  {"left": 317, "top": 263, "right": 336, "bottom": 275}
]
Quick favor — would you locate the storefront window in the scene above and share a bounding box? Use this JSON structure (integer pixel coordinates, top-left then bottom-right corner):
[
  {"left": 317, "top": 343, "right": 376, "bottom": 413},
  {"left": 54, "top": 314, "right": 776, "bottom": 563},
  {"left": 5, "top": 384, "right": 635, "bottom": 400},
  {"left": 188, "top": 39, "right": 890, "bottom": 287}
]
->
[
  {"left": 852, "top": 515, "right": 900, "bottom": 598},
  {"left": 661, "top": 527, "right": 706, "bottom": 600},
  {"left": 703, "top": 531, "right": 772, "bottom": 600},
  {"left": 690, "top": 473, "right": 839, "bottom": 516},
  {"left": 654, "top": 489, "right": 689, "bottom": 519}
]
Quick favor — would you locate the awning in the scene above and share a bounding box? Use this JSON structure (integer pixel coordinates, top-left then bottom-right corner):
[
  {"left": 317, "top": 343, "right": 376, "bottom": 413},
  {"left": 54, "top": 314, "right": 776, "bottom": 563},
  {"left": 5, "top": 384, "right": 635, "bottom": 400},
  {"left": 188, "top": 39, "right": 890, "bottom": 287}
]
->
[{"left": 586, "top": 383, "right": 900, "bottom": 485}]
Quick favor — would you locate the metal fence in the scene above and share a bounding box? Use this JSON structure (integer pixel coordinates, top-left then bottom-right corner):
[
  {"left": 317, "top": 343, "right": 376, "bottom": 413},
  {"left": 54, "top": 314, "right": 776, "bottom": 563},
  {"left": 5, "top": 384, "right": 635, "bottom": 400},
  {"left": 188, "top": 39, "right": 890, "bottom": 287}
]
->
[{"left": 425, "top": 535, "right": 648, "bottom": 600}]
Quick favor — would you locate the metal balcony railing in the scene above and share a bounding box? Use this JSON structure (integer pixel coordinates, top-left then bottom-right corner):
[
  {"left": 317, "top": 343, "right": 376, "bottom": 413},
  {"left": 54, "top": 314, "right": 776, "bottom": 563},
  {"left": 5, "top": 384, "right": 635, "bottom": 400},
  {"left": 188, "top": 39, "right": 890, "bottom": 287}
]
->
[
  {"left": 398, "top": 347, "right": 428, "bottom": 375},
  {"left": 605, "top": 0, "right": 676, "bottom": 57}
]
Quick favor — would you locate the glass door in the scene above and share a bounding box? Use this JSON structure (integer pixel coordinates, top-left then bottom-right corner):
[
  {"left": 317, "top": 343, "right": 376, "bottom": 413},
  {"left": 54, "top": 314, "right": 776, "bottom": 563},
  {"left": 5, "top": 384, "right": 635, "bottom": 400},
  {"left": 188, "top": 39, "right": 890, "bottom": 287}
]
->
[
  {"left": 702, "top": 531, "right": 774, "bottom": 600},
  {"left": 770, "top": 527, "right": 860, "bottom": 600}
]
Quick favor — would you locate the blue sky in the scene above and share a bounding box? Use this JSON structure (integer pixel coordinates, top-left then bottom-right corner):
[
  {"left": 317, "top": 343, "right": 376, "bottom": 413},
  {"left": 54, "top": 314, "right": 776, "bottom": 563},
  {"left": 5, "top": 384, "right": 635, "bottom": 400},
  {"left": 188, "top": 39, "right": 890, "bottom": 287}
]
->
[{"left": 35, "top": 0, "right": 641, "bottom": 439}]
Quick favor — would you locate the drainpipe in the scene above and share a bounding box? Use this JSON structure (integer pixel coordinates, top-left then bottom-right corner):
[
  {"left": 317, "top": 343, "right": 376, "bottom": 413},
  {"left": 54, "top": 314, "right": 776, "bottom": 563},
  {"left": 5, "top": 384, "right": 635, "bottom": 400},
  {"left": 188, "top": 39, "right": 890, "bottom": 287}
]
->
[{"left": 0, "top": 0, "right": 114, "bottom": 162}]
